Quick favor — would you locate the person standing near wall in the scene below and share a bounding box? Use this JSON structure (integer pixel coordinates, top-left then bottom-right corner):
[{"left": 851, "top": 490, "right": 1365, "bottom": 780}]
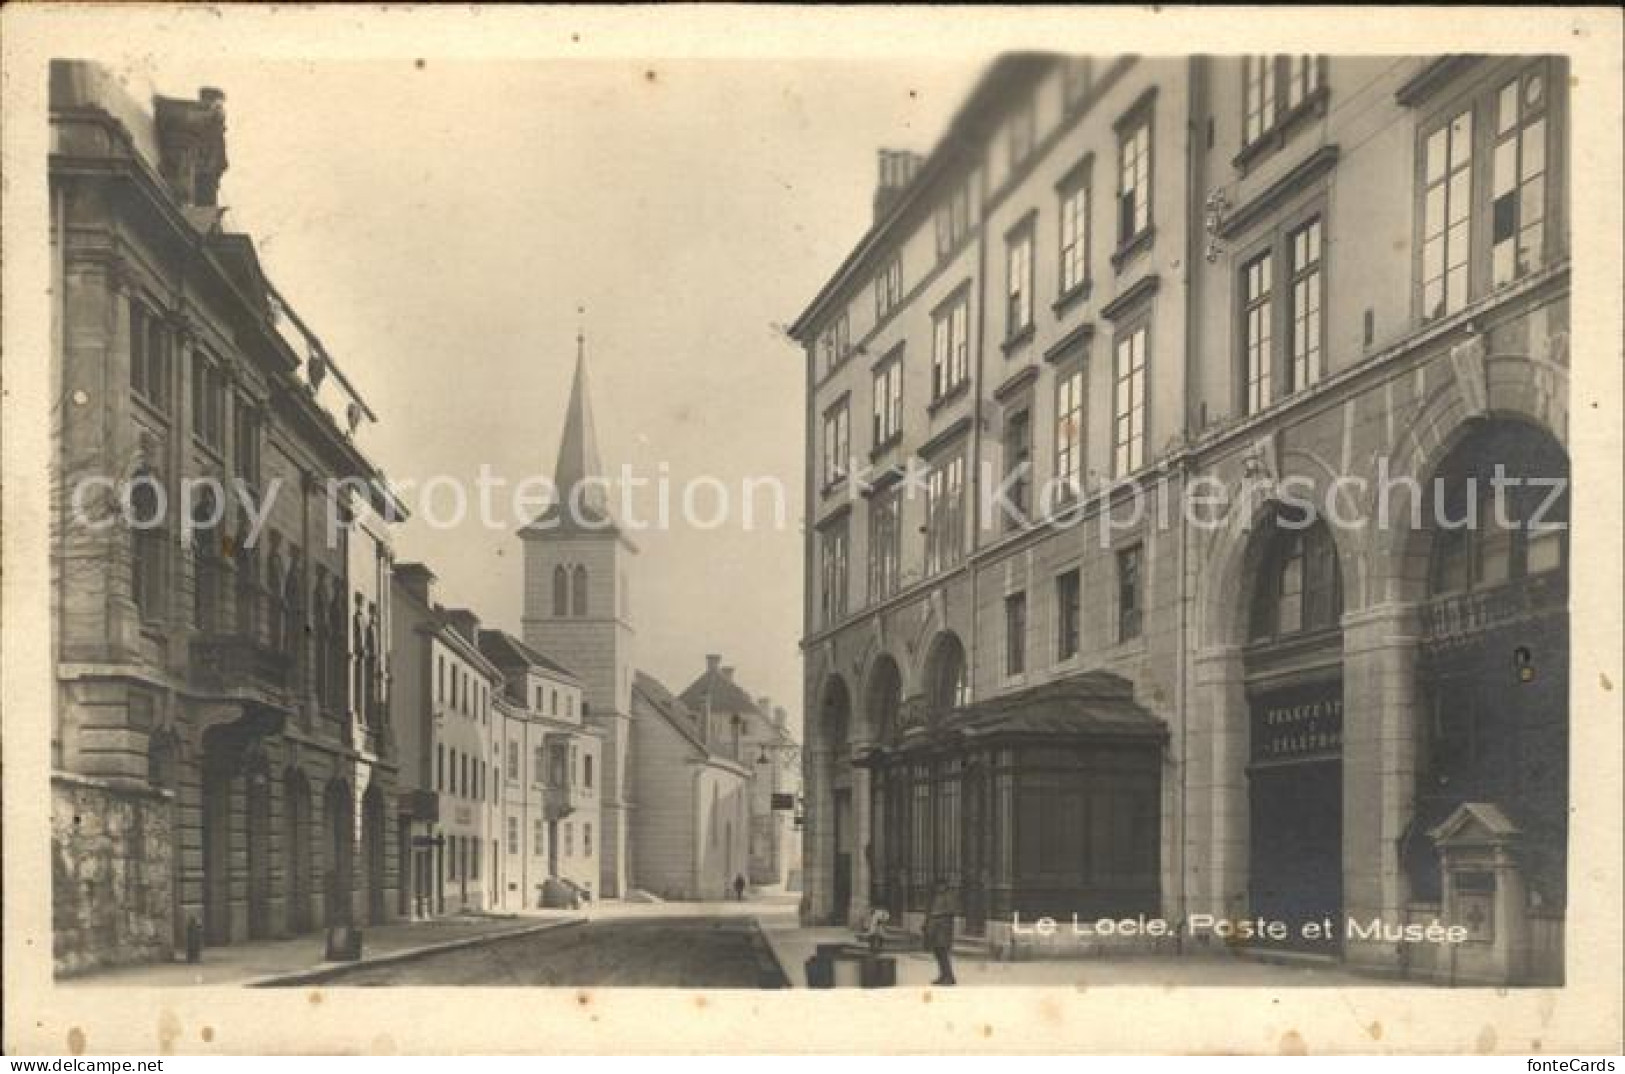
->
[{"left": 925, "top": 878, "right": 958, "bottom": 986}]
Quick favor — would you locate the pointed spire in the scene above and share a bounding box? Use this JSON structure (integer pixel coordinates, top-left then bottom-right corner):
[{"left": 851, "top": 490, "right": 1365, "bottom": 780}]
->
[{"left": 554, "top": 308, "right": 607, "bottom": 516}]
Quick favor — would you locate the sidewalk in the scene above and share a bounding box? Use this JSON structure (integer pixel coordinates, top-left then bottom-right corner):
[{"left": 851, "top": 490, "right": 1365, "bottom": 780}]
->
[
  {"left": 753, "top": 906, "right": 1417, "bottom": 989},
  {"left": 59, "top": 911, "right": 583, "bottom": 988}
]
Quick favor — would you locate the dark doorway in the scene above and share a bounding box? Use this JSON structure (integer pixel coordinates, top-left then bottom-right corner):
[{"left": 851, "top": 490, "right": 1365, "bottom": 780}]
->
[
  {"left": 363, "top": 785, "right": 387, "bottom": 925},
  {"left": 325, "top": 780, "right": 353, "bottom": 927},
  {"left": 284, "top": 770, "right": 312, "bottom": 934},
  {"left": 1249, "top": 755, "right": 1342, "bottom": 952},
  {"left": 832, "top": 787, "right": 852, "bottom": 924},
  {"left": 201, "top": 748, "right": 234, "bottom": 946},
  {"left": 246, "top": 770, "right": 273, "bottom": 940}
]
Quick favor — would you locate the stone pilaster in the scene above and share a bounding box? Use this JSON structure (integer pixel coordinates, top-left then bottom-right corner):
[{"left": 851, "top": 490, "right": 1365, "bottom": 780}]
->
[
  {"left": 1191, "top": 645, "right": 1248, "bottom": 919},
  {"left": 1339, "top": 602, "right": 1421, "bottom": 971}
]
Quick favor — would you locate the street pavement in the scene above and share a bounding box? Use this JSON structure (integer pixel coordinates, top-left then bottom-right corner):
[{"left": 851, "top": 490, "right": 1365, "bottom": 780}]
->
[
  {"left": 321, "top": 914, "right": 778, "bottom": 987},
  {"left": 59, "top": 892, "right": 1417, "bottom": 989}
]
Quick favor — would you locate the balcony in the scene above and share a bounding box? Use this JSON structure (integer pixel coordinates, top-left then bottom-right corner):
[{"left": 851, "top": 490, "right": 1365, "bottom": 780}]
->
[
  {"left": 190, "top": 633, "right": 294, "bottom": 697},
  {"left": 543, "top": 781, "right": 579, "bottom": 821},
  {"left": 1421, "top": 572, "right": 1568, "bottom": 653}
]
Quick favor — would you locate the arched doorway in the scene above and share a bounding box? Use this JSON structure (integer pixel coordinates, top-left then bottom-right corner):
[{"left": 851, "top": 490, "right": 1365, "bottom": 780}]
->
[
  {"left": 283, "top": 768, "right": 312, "bottom": 934},
  {"left": 245, "top": 749, "right": 274, "bottom": 941},
  {"left": 1405, "top": 420, "right": 1570, "bottom": 916},
  {"left": 324, "top": 779, "right": 354, "bottom": 927},
  {"left": 362, "top": 783, "right": 388, "bottom": 925},
  {"left": 1243, "top": 508, "right": 1345, "bottom": 953},
  {"left": 863, "top": 656, "right": 903, "bottom": 917},
  {"left": 818, "top": 675, "right": 853, "bottom": 925}
]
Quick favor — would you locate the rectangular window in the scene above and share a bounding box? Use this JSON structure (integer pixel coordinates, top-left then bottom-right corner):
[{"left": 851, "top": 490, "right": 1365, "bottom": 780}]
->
[
  {"left": 924, "top": 454, "right": 965, "bottom": 576},
  {"left": 1241, "top": 253, "right": 1273, "bottom": 414},
  {"left": 1117, "top": 112, "right": 1152, "bottom": 247},
  {"left": 507, "top": 816, "right": 519, "bottom": 856},
  {"left": 564, "top": 822, "right": 574, "bottom": 858},
  {"left": 1246, "top": 56, "right": 1325, "bottom": 146},
  {"left": 233, "top": 399, "right": 260, "bottom": 484},
  {"left": 820, "top": 312, "right": 851, "bottom": 377},
  {"left": 1422, "top": 106, "right": 1474, "bottom": 320},
  {"left": 191, "top": 354, "right": 226, "bottom": 450},
  {"left": 129, "top": 301, "right": 170, "bottom": 411},
  {"left": 930, "top": 292, "right": 970, "bottom": 400},
  {"left": 1285, "top": 55, "right": 1322, "bottom": 111},
  {"left": 506, "top": 740, "right": 519, "bottom": 782},
  {"left": 819, "top": 518, "right": 850, "bottom": 626},
  {"left": 1244, "top": 56, "right": 1278, "bottom": 146},
  {"left": 1491, "top": 66, "right": 1549, "bottom": 287},
  {"left": 1059, "top": 171, "right": 1092, "bottom": 298},
  {"left": 821, "top": 400, "right": 850, "bottom": 487},
  {"left": 1112, "top": 325, "right": 1148, "bottom": 477},
  {"left": 534, "top": 819, "right": 545, "bottom": 856},
  {"left": 584, "top": 823, "right": 592, "bottom": 857},
  {"left": 1005, "top": 224, "right": 1035, "bottom": 339},
  {"left": 1001, "top": 406, "right": 1031, "bottom": 527},
  {"left": 935, "top": 181, "right": 971, "bottom": 260},
  {"left": 874, "top": 254, "right": 903, "bottom": 321},
  {"left": 1054, "top": 363, "right": 1085, "bottom": 501},
  {"left": 1004, "top": 591, "right": 1027, "bottom": 676},
  {"left": 1062, "top": 58, "right": 1094, "bottom": 110},
  {"left": 871, "top": 352, "right": 903, "bottom": 447},
  {"left": 1288, "top": 217, "right": 1324, "bottom": 391},
  {"left": 867, "top": 487, "right": 901, "bottom": 603},
  {"left": 437, "top": 744, "right": 445, "bottom": 791},
  {"left": 1117, "top": 543, "right": 1144, "bottom": 642},
  {"left": 1056, "top": 569, "right": 1081, "bottom": 660},
  {"left": 1008, "top": 97, "right": 1036, "bottom": 169}
]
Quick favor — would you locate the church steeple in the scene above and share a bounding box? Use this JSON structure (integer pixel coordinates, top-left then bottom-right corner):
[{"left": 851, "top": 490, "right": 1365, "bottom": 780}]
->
[{"left": 553, "top": 313, "right": 608, "bottom": 517}]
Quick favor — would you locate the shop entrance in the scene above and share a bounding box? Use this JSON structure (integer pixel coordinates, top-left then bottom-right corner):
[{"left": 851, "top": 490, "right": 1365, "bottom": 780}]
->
[{"left": 1247, "top": 679, "right": 1343, "bottom": 953}]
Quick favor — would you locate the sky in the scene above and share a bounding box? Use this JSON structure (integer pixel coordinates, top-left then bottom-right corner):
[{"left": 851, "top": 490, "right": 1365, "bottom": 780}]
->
[{"left": 119, "top": 57, "right": 984, "bottom": 733}]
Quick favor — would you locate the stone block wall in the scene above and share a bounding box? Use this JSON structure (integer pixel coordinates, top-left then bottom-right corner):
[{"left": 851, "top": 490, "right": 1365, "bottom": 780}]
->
[{"left": 53, "top": 773, "right": 174, "bottom": 975}]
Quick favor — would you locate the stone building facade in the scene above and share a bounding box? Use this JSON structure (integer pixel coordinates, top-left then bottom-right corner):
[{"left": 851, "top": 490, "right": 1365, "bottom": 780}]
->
[
  {"left": 51, "top": 61, "right": 404, "bottom": 972},
  {"left": 791, "top": 54, "right": 1569, "bottom": 984}
]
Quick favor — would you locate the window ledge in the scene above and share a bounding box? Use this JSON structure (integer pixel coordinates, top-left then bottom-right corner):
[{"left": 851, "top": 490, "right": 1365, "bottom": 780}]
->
[
  {"left": 1052, "top": 279, "right": 1094, "bottom": 317},
  {"left": 1000, "top": 324, "right": 1036, "bottom": 356},
  {"left": 132, "top": 392, "right": 172, "bottom": 426},
  {"left": 1110, "top": 226, "right": 1156, "bottom": 274},
  {"left": 926, "top": 380, "right": 971, "bottom": 416},
  {"left": 869, "top": 434, "right": 903, "bottom": 463}
]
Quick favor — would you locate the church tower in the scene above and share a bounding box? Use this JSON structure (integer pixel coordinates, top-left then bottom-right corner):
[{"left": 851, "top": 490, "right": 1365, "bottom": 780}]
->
[{"left": 521, "top": 330, "right": 636, "bottom": 898}]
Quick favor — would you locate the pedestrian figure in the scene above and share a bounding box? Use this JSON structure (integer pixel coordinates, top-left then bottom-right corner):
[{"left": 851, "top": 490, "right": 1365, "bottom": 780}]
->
[
  {"left": 924, "top": 878, "right": 958, "bottom": 986},
  {"left": 733, "top": 873, "right": 747, "bottom": 901}
]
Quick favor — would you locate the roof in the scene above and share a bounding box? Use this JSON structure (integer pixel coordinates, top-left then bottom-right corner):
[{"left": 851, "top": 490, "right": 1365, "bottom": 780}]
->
[
  {"left": 870, "top": 672, "right": 1166, "bottom": 755},
  {"left": 476, "top": 628, "right": 581, "bottom": 684},
  {"left": 554, "top": 341, "right": 606, "bottom": 514},
  {"left": 678, "top": 666, "right": 763, "bottom": 718},
  {"left": 787, "top": 54, "right": 1057, "bottom": 341},
  {"left": 632, "top": 671, "right": 750, "bottom": 773}
]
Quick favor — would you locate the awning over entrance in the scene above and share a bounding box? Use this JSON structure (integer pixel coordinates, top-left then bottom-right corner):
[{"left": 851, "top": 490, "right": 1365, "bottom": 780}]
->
[{"left": 860, "top": 671, "right": 1167, "bottom": 761}]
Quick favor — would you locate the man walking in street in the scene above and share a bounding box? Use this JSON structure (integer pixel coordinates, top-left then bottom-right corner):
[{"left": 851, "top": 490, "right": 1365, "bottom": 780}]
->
[
  {"left": 925, "top": 878, "right": 958, "bottom": 986},
  {"left": 732, "top": 874, "right": 747, "bottom": 902}
]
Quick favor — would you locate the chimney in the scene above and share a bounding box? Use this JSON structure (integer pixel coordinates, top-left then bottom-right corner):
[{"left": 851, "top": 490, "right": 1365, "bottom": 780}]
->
[
  {"left": 873, "top": 148, "right": 924, "bottom": 222},
  {"left": 774, "top": 706, "right": 788, "bottom": 731},
  {"left": 706, "top": 654, "right": 722, "bottom": 674},
  {"left": 394, "top": 562, "right": 437, "bottom": 606},
  {"left": 445, "top": 608, "right": 480, "bottom": 645},
  {"left": 154, "top": 87, "right": 229, "bottom": 207},
  {"left": 757, "top": 695, "right": 772, "bottom": 715},
  {"left": 721, "top": 666, "right": 735, "bottom": 683}
]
